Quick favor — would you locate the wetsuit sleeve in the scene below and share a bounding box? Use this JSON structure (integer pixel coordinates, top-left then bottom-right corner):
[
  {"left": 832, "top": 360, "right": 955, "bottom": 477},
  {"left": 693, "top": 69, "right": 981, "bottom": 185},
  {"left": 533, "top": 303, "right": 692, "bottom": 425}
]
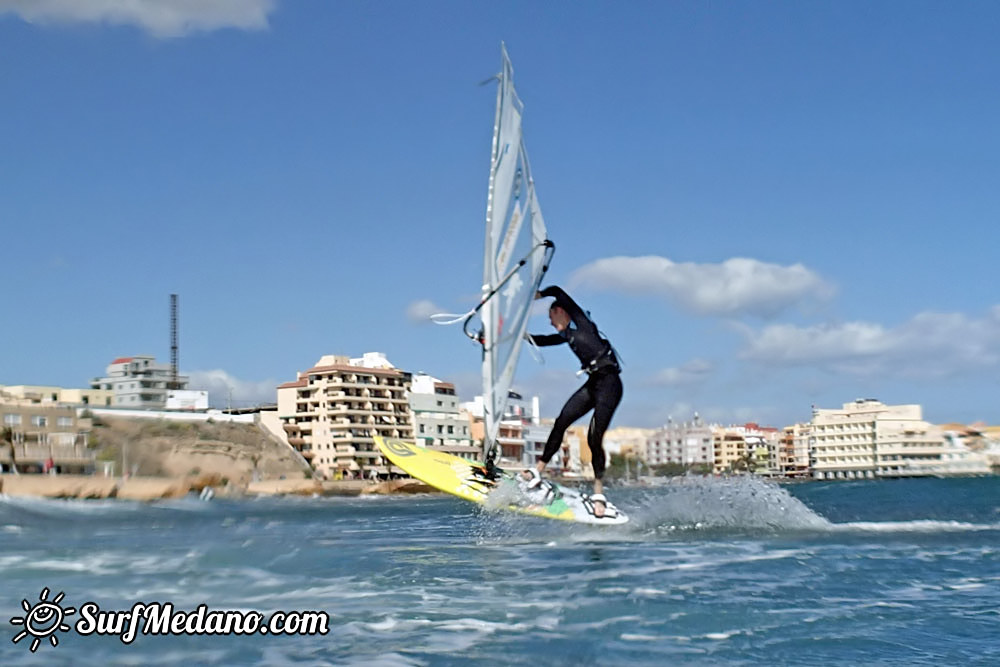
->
[
  {"left": 538, "top": 285, "right": 597, "bottom": 334},
  {"left": 527, "top": 333, "right": 565, "bottom": 347}
]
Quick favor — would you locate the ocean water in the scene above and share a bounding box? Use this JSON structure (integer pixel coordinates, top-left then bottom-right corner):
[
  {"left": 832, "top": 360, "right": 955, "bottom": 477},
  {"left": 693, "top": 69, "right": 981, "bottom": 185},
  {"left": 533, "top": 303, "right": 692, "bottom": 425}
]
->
[{"left": 1, "top": 476, "right": 998, "bottom": 665}]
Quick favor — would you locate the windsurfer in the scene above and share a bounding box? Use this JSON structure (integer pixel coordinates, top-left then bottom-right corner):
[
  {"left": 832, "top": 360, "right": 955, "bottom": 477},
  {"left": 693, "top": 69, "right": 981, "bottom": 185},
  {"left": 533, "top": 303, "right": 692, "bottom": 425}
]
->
[{"left": 523, "top": 285, "right": 622, "bottom": 517}]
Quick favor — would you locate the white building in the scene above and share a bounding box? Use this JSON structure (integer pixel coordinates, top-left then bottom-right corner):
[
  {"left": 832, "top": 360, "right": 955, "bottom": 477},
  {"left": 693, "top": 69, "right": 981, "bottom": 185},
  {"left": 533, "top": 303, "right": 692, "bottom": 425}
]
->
[
  {"left": 166, "top": 390, "right": 209, "bottom": 411},
  {"left": 90, "top": 356, "right": 191, "bottom": 409},
  {"left": 936, "top": 431, "right": 992, "bottom": 475},
  {"left": 646, "top": 414, "right": 714, "bottom": 467},
  {"left": 463, "top": 392, "right": 552, "bottom": 469},
  {"left": 409, "top": 373, "right": 477, "bottom": 459}
]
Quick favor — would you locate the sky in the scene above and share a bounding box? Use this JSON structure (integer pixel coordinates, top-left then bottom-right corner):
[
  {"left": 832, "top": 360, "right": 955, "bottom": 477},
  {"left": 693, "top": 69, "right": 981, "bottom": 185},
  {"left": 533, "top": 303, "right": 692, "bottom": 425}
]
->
[{"left": 2, "top": 0, "right": 999, "bottom": 429}]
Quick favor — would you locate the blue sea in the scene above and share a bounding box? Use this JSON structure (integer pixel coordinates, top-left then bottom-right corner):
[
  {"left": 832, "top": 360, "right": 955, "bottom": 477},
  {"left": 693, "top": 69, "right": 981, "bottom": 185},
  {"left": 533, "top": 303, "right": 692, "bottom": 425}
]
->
[{"left": 2, "top": 476, "right": 998, "bottom": 665}]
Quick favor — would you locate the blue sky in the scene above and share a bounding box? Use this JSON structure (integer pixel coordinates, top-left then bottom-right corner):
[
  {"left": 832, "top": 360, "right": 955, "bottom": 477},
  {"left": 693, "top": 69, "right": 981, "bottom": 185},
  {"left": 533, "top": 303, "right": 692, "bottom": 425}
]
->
[{"left": 2, "top": 1, "right": 999, "bottom": 429}]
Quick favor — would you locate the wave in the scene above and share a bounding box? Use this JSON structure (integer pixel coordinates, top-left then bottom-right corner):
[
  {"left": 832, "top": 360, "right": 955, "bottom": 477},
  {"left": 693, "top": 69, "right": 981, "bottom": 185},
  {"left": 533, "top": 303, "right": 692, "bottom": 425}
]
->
[
  {"left": 0, "top": 493, "right": 144, "bottom": 517},
  {"left": 832, "top": 519, "right": 1000, "bottom": 533},
  {"left": 583, "top": 478, "right": 1000, "bottom": 537}
]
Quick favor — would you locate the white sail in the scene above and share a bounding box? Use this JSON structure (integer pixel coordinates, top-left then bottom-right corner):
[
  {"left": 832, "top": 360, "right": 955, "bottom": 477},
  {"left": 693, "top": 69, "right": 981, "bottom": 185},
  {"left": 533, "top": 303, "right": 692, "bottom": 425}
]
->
[{"left": 479, "top": 44, "right": 554, "bottom": 462}]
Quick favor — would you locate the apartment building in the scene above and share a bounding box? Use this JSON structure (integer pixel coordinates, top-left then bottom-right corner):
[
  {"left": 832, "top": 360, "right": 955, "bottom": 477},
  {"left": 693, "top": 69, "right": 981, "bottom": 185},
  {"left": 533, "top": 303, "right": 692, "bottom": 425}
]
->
[
  {"left": 90, "top": 356, "right": 191, "bottom": 409},
  {"left": 1, "top": 384, "right": 113, "bottom": 407},
  {"left": 0, "top": 400, "right": 95, "bottom": 473},
  {"left": 409, "top": 373, "right": 477, "bottom": 459},
  {"left": 645, "top": 415, "right": 713, "bottom": 467},
  {"left": 277, "top": 353, "right": 413, "bottom": 480},
  {"left": 463, "top": 392, "right": 551, "bottom": 469},
  {"left": 713, "top": 427, "right": 747, "bottom": 473},
  {"left": 779, "top": 423, "right": 812, "bottom": 478},
  {"left": 604, "top": 427, "right": 656, "bottom": 460},
  {"left": 709, "top": 423, "right": 780, "bottom": 474},
  {"left": 807, "top": 398, "right": 991, "bottom": 479},
  {"left": 522, "top": 420, "right": 555, "bottom": 468},
  {"left": 562, "top": 424, "right": 591, "bottom": 478}
]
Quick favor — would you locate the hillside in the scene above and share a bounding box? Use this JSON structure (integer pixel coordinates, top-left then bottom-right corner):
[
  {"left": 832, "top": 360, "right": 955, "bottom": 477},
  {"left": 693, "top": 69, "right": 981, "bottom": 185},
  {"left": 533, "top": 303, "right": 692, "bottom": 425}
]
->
[{"left": 89, "top": 415, "right": 312, "bottom": 486}]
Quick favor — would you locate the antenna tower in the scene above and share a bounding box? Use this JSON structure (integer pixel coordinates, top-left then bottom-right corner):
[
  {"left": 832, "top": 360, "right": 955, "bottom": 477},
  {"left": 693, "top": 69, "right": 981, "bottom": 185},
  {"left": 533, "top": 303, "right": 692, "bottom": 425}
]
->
[{"left": 170, "top": 294, "right": 179, "bottom": 389}]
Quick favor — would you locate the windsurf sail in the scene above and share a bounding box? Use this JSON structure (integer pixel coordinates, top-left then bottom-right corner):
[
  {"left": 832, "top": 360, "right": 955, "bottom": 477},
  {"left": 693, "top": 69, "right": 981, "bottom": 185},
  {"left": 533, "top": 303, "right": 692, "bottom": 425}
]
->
[{"left": 471, "top": 44, "right": 554, "bottom": 464}]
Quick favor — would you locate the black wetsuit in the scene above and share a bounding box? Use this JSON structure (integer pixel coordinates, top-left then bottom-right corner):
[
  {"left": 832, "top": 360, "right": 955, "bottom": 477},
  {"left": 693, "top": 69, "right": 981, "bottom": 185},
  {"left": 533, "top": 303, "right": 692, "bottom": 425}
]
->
[{"left": 528, "top": 286, "right": 622, "bottom": 480}]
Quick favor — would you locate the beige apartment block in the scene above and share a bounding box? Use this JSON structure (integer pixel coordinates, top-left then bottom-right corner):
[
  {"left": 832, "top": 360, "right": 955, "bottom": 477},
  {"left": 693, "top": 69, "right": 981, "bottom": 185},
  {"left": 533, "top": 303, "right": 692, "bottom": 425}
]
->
[
  {"left": 713, "top": 428, "right": 747, "bottom": 474},
  {"left": 563, "top": 424, "right": 594, "bottom": 479},
  {"left": 807, "top": 398, "right": 984, "bottom": 479},
  {"left": 0, "top": 384, "right": 113, "bottom": 407},
  {"left": 277, "top": 354, "right": 413, "bottom": 480},
  {"left": 711, "top": 423, "right": 779, "bottom": 474},
  {"left": 604, "top": 426, "right": 657, "bottom": 461},
  {"left": 1, "top": 400, "right": 95, "bottom": 473}
]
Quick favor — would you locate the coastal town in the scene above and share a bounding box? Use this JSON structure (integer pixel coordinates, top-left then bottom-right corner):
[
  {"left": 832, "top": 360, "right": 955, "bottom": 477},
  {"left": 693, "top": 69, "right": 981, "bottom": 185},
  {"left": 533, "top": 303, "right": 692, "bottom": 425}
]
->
[{"left": 2, "top": 349, "right": 998, "bottom": 501}]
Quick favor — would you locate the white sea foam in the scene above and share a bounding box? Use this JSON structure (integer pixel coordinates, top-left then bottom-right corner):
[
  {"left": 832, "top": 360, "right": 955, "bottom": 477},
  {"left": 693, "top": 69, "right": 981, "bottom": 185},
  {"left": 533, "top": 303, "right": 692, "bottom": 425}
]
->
[
  {"left": 338, "top": 653, "right": 427, "bottom": 667},
  {"left": 0, "top": 494, "right": 142, "bottom": 515},
  {"left": 835, "top": 520, "right": 1000, "bottom": 533}
]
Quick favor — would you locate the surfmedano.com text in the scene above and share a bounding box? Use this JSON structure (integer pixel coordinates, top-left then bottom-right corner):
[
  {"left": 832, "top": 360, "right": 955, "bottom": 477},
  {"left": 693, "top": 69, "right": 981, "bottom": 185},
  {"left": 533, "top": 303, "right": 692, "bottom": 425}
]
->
[{"left": 76, "top": 601, "right": 330, "bottom": 644}]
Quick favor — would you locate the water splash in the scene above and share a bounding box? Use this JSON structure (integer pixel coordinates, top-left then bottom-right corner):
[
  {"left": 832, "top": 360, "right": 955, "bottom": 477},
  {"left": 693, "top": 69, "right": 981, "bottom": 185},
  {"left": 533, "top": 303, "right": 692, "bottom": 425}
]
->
[{"left": 623, "top": 475, "right": 831, "bottom": 534}]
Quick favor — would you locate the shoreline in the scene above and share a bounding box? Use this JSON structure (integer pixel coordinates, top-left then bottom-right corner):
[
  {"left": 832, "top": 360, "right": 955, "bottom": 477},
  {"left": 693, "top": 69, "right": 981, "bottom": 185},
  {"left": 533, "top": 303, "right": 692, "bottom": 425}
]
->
[{"left": 0, "top": 473, "right": 436, "bottom": 501}]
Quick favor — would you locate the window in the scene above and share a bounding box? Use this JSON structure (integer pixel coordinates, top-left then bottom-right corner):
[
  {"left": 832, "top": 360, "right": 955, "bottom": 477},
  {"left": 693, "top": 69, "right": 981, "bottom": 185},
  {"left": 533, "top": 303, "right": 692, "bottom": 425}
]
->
[
  {"left": 31, "top": 416, "right": 48, "bottom": 427},
  {"left": 57, "top": 417, "right": 74, "bottom": 427},
  {"left": 3, "top": 414, "right": 21, "bottom": 426},
  {"left": 447, "top": 425, "right": 454, "bottom": 435}
]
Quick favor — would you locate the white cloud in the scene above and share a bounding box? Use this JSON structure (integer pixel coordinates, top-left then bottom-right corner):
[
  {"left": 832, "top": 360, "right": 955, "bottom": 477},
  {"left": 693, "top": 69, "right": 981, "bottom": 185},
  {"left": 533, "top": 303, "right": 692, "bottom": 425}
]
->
[
  {"left": 740, "top": 306, "right": 1000, "bottom": 378},
  {"left": 188, "top": 369, "right": 277, "bottom": 408},
  {"left": 0, "top": 0, "right": 276, "bottom": 38},
  {"left": 651, "top": 358, "right": 715, "bottom": 387},
  {"left": 406, "top": 299, "right": 447, "bottom": 324},
  {"left": 570, "top": 255, "right": 834, "bottom": 318}
]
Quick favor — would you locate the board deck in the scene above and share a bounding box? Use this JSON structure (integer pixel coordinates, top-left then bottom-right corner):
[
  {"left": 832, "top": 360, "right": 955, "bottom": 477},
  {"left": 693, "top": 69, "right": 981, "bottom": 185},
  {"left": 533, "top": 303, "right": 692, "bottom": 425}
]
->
[{"left": 374, "top": 435, "right": 628, "bottom": 525}]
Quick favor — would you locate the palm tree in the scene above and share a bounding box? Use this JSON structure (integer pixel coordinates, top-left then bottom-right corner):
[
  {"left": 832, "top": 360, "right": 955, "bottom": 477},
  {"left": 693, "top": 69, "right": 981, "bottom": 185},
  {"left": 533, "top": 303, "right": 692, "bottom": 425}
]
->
[{"left": 731, "top": 452, "right": 757, "bottom": 474}]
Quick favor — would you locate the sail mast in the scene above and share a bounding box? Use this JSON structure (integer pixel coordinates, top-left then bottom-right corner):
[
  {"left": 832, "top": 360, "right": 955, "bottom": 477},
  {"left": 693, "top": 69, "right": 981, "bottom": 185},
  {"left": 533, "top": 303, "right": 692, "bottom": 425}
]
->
[
  {"left": 479, "top": 44, "right": 554, "bottom": 465},
  {"left": 480, "top": 44, "right": 509, "bottom": 461}
]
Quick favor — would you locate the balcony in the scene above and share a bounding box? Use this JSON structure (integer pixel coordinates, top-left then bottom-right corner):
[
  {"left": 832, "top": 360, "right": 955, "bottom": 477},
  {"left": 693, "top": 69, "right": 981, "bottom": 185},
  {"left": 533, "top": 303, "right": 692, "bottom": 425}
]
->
[{"left": 352, "top": 450, "right": 381, "bottom": 459}]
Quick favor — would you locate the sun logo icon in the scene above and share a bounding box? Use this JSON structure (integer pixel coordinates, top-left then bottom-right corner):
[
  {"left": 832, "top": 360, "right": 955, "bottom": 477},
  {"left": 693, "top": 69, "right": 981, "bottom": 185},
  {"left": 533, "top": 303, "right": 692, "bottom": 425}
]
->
[{"left": 10, "top": 588, "right": 76, "bottom": 652}]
